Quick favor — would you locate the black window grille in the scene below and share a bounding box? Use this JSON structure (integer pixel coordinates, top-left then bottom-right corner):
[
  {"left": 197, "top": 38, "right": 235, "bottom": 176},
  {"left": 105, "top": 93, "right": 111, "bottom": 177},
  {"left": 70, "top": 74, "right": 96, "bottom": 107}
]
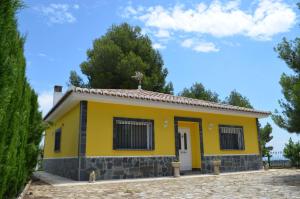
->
[
  {"left": 113, "top": 117, "right": 154, "bottom": 150},
  {"left": 54, "top": 128, "right": 61, "bottom": 152},
  {"left": 219, "top": 125, "right": 244, "bottom": 150}
]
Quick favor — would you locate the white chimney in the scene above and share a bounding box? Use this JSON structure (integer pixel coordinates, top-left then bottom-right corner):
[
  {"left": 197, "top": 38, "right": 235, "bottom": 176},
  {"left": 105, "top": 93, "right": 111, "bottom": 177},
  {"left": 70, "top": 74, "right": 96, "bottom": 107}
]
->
[{"left": 53, "top": 85, "right": 63, "bottom": 106}]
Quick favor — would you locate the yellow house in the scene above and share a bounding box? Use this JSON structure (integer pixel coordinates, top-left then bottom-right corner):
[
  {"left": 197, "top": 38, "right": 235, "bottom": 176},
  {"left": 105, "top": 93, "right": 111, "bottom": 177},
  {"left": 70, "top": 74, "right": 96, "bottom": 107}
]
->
[{"left": 43, "top": 86, "right": 270, "bottom": 180}]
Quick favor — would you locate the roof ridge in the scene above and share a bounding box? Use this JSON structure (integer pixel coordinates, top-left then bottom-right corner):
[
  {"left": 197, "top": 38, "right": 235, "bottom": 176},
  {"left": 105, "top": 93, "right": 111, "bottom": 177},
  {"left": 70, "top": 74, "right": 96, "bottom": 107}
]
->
[
  {"left": 137, "top": 88, "right": 256, "bottom": 111},
  {"left": 70, "top": 86, "right": 269, "bottom": 115}
]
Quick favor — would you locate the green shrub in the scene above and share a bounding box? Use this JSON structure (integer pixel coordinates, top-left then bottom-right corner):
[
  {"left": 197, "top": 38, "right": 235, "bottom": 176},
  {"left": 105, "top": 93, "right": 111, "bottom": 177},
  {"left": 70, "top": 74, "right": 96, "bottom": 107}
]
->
[{"left": 283, "top": 138, "right": 300, "bottom": 167}]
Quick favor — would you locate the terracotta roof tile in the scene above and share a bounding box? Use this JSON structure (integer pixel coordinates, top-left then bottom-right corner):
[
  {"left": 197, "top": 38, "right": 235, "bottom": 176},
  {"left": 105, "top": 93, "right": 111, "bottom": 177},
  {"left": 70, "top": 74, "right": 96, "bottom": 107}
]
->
[{"left": 72, "top": 87, "right": 270, "bottom": 115}]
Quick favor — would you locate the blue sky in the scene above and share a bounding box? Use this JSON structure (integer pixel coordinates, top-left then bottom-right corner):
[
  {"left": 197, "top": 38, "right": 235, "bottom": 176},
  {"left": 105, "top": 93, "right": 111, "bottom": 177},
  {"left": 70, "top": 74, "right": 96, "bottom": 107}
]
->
[{"left": 18, "top": 0, "right": 299, "bottom": 150}]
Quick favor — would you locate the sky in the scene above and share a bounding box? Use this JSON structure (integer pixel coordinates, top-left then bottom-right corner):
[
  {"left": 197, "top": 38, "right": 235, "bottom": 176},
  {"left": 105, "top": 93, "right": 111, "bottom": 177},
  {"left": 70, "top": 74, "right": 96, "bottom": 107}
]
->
[{"left": 18, "top": 0, "right": 300, "bottom": 151}]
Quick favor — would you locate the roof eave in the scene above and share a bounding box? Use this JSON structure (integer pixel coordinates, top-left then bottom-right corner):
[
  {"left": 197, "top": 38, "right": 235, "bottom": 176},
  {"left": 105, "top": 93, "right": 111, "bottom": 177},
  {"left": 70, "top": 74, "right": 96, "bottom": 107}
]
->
[
  {"left": 43, "top": 90, "right": 73, "bottom": 121},
  {"left": 44, "top": 92, "right": 270, "bottom": 122}
]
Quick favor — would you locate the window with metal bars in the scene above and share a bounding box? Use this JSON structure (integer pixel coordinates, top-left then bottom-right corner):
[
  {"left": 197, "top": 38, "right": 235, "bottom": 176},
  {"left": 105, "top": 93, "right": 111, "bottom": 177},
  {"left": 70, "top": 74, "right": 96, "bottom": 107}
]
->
[
  {"left": 113, "top": 117, "right": 154, "bottom": 150},
  {"left": 219, "top": 125, "right": 244, "bottom": 150},
  {"left": 54, "top": 128, "right": 61, "bottom": 152}
]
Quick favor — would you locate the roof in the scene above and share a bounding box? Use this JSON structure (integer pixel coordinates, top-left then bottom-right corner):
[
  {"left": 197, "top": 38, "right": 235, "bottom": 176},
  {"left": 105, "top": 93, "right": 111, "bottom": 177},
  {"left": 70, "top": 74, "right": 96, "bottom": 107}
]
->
[{"left": 44, "top": 87, "right": 271, "bottom": 121}]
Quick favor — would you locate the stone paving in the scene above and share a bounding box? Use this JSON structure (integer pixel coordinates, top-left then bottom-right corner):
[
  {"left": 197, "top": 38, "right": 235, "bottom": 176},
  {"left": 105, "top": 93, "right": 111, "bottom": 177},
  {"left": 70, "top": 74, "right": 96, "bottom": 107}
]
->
[{"left": 25, "top": 169, "right": 300, "bottom": 199}]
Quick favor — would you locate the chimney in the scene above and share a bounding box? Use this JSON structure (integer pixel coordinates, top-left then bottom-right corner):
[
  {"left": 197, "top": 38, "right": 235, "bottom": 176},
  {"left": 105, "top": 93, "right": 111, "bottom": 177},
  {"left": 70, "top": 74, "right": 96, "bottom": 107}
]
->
[{"left": 53, "top": 85, "right": 63, "bottom": 106}]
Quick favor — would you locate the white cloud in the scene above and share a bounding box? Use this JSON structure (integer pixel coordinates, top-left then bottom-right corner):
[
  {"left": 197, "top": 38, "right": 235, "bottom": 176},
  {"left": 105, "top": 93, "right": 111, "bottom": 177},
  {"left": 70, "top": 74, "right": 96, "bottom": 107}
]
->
[
  {"left": 38, "top": 53, "right": 46, "bottom": 57},
  {"left": 124, "top": 0, "right": 296, "bottom": 40},
  {"left": 181, "top": 38, "right": 194, "bottom": 48},
  {"left": 181, "top": 39, "right": 219, "bottom": 53},
  {"left": 122, "top": 5, "right": 144, "bottom": 18},
  {"left": 193, "top": 42, "right": 219, "bottom": 53},
  {"left": 36, "top": 3, "right": 79, "bottom": 24},
  {"left": 38, "top": 91, "right": 53, "bottom": 116},
  {"left": 152, "top": 43, "right": 166, "bottom": 49},
  {"left": 155, "top": 29, "right": 171, "bottom": 38}
]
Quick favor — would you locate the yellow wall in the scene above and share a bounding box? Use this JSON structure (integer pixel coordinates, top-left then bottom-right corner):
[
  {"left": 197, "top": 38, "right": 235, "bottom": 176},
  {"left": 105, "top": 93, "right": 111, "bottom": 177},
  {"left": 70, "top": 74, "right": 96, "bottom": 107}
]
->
[
  {"left": 44, "top": 100, "right": 260, "bottom": 164},
  {"left": 86, "top": 101, "right": 260, "bottom": 159},
  {"left": 44, "top": 104, "right": 80, "bottom": 158},
  {"left": 178, "top": 121, "right": 201, "bottom": 168},
  {"left": 86, "top": 102, "right": 175, "bottom": 156},
  {"left": 202, "top": 115, "right": 259, "bottom": 155}
]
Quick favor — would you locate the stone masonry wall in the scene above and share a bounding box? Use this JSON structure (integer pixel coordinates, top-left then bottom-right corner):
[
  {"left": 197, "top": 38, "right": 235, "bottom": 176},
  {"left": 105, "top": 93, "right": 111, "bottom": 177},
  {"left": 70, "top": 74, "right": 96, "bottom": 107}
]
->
[
  {"left": 43, "top": 158, "right": 78, "bottom": 180},
  {"left": 43, "top": 155, "right": 262, "bottom": 180},
  {"left": 79, "top": 156, "right": 176, "bottom": 181},
  {"left": 202, "top": 154, "right": 263, "bottom": 173}
]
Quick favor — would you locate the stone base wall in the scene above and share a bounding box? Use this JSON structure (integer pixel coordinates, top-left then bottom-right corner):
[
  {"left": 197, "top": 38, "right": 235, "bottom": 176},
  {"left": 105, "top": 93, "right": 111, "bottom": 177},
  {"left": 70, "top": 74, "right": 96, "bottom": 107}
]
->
[
  {"left": 43, "top": 155, "right": 262, "bottom": 180},
  {"left": 43, "top": 158, "right": 78, "bottom": 180},
  {"left": 79, "top": 156, "right": 176, "bottom": 181},
  {"left": 202, "top": 155, "right": 263, "bottom": 173}
]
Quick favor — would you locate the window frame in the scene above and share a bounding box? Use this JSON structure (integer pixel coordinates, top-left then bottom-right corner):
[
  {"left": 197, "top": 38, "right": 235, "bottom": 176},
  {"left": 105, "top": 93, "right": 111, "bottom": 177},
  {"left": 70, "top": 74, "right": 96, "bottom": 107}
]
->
[
  {"left": 113, "top": 117, "right": 155, "bottom": 151},
  {"left": 54, "top": 128, "right": 62, "bottom": 152},
  {"left": 219, "top": 124, "right": 245, "bottom": 150}
]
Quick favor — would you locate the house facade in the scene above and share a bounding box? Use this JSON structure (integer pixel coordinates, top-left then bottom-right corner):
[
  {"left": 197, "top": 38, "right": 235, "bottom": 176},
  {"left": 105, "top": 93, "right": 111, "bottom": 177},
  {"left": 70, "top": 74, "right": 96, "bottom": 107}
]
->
[{"left": 43, "top": 86, "right": 270, "bottom": 181}]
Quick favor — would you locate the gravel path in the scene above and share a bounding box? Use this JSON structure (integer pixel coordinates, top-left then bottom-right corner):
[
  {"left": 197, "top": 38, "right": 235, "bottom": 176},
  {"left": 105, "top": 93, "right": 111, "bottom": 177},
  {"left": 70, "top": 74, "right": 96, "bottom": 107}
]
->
[{"left": 25, "top": 169, "right": 300, "bottom": 199}]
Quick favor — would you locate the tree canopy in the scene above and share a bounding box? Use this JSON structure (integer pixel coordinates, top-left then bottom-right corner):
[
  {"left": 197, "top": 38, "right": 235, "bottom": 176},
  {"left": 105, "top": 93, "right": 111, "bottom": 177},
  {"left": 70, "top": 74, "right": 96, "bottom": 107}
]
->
[
  {"left": 283, "top": 138, "right": 300, "bottom": 166},
  {"left": 259, "top": 123, "right": 273, "bottom": 158},
  {"left": 271, "top": 2, "right": 300, "bottom": 134},
  {"left": 224, "top": 90, "right": 253, "bottom": 109},
  {"left": 70, "top": 23, "right": 173, "bottom": 94},
  {"left": 273, "top": 36, "right": 300, "bottom": 134},
  {"left": 68, "top": 70, "right": 85, "bottom": 88},
  {"left": 0, "top": 1, "right": 44, "bottom": 198},
  {"left": 179, "top": 82, "right": 220, "bottom": 102}
]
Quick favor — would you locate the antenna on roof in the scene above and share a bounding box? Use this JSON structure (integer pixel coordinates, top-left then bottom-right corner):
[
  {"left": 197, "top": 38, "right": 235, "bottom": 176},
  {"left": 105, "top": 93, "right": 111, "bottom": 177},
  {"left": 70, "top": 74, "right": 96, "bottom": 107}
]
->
[{"left": 131, "top": 71, "right": 143, "bottom": 89}]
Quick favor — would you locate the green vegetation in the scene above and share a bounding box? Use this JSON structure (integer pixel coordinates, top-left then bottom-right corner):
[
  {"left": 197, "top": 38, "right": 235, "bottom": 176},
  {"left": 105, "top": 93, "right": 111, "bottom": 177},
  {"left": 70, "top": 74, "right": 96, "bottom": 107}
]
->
[
  {"left": 273, "top": 3, "right": 300, "bottom": 134},
  {"left": 283, "top": 138, "right": 300, "bottom": 167},
  {"left": 69, "top": 23, "right": 173, "bottom": 94},
  {"left": 68, "top": 70, "right": 85, "bottom": 88},
  {"left": 179, "top": 82, "right": 220, "bottom": 102},
  {"left": 259, "top": 123, "right": 273, "bottom": 158},
  {"left": 0, "top": 0, "right": 44, "bottom": 198},
  {"left": 224, "top": 90, "right": 253, "bottom": 109}
]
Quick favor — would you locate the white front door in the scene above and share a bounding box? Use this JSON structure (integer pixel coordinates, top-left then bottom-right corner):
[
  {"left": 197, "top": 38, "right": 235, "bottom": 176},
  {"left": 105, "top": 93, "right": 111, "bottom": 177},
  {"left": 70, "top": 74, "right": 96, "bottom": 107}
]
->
[{"left": 178, "top": 127, "right": 192, "bottom": 171}]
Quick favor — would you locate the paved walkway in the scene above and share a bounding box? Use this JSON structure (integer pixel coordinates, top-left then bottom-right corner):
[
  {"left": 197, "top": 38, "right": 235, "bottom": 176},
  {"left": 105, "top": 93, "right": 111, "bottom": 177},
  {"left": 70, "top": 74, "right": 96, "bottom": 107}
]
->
[{"left": 26, "top": 169, "right": 300, "bottom": 199}]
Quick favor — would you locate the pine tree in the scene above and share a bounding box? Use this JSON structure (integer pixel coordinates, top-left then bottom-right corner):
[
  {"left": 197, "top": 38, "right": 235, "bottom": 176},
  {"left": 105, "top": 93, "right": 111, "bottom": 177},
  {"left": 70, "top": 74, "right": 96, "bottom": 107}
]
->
[
  {"left": 283, "top": 138, "right": 300, "bottom": 167},
  {"left": 179, "top": 82, "right": 220, "bottom": 102},
  {"left": 260, "top": 123, "right": 273, "bottom": 158},
  {"left": 224, "top": 90, "right": 253, "bottom": 109},
  {"left": 69, "top": 23, "right": 173, "bottom": 93},
  {"left": 273, "top": 2, "right": 300, "bottom": 134}
]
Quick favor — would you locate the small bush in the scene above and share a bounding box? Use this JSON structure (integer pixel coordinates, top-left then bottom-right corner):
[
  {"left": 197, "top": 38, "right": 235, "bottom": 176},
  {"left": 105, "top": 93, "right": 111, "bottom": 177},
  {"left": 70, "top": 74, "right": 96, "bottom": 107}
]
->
[{"left": 283, "top": 138, "right": 300, "bottom": 167}]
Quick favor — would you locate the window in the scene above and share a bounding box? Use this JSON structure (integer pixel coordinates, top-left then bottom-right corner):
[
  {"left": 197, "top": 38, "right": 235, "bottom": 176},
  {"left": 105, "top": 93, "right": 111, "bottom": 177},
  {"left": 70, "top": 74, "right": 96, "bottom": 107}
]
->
[
  {"left": 219, "top": 125, "right": 244, "bottom": 150},
  {"left": 113, "top": 117, "right": 154, "bottom": 150},
  {"left": 54, "top": 128, "right": 61, "bottom": 152}
]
